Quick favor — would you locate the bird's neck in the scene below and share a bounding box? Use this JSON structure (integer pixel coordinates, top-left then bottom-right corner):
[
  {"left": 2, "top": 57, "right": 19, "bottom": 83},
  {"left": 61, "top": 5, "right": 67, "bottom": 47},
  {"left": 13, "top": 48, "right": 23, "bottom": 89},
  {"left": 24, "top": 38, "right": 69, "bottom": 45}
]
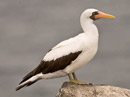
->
[{"left": 80, "top": 18, "right": 99, "bottom": 37}]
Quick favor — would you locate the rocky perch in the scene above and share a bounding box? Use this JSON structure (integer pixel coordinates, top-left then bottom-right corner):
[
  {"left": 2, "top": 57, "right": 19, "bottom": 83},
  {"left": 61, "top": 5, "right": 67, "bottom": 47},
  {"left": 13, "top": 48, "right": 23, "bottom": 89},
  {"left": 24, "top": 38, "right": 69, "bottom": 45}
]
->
[{"left": 56, "top": 82, "right": 130, "bottom": 97}]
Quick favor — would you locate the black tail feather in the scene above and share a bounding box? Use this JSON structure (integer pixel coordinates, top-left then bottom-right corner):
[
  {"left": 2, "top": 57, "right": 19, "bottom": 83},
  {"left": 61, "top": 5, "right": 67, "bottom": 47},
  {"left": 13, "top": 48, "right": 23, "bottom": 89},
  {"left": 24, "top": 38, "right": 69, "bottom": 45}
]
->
[
  {"left": 16, "top": 81, "right": 32, "bottom": 91},
  {"left": 16, "top": 78, "right": 40, "bottom": 91}
]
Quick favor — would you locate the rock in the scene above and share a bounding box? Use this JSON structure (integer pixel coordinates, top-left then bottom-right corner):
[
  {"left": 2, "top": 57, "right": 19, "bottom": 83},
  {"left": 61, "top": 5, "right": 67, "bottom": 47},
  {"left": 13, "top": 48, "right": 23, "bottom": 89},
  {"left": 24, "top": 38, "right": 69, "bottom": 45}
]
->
[{"left": 56, "top": 82, "right": 130, "bottom": 97}]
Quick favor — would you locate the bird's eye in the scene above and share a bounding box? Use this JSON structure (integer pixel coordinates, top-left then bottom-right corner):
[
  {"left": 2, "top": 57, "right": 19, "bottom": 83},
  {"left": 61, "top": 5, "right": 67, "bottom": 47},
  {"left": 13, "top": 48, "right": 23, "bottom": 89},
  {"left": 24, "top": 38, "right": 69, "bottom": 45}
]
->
[{"left": 92, "top": 11, "right": 98, "bottom": 15}]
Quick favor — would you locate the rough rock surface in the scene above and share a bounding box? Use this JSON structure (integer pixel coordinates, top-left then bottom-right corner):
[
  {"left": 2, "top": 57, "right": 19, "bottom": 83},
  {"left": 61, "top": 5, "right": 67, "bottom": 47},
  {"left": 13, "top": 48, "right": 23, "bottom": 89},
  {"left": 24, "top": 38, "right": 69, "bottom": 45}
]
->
[{"left": 56, "top": 82, "right": 130, "bottom": 97}]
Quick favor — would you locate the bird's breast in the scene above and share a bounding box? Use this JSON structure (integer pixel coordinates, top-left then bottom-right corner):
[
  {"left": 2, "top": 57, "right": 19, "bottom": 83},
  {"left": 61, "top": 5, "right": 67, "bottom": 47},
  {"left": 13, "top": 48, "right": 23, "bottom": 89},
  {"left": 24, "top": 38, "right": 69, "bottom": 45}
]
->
[
  {"left": 64, "top": 43, "right": 98, "bottom": 73},
  {"left": 63, "top": 33, "right": 99, "bottom": 73}
]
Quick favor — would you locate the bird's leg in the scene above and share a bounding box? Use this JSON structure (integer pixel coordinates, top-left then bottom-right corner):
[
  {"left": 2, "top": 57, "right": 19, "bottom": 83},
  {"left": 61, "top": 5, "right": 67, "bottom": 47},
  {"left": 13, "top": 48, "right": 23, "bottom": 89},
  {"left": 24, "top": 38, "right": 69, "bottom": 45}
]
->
[
  {"left": 71, "top": 72, "right": 87, "bottom": 84},
  {"left": 68, "top": 73, "right": 80, "bottom": 83},
  {"left": 72, "top": 72, "right": 93, "bottom": 85},
  {"left": 68, "top": 73, "right": 77, "bottom": 83},
  {"left": 72, "top": 72, "right": 78, "bottom": 80},
  {"left": 67, "top": 72, "right": 86, "bottom": 84},
  {"left": 68, "top": 73, "right": 73, "bottom": 81},
  {"left": 68, "top": 73, "right": 91, "bottom": 85}
]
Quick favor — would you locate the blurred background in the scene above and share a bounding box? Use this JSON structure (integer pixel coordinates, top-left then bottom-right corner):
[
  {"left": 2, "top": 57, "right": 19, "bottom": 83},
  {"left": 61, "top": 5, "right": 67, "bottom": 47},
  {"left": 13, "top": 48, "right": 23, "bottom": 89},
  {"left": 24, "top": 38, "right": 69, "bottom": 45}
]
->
[{"left": 0, "top": 0, "right": 130, "bottom": 97}]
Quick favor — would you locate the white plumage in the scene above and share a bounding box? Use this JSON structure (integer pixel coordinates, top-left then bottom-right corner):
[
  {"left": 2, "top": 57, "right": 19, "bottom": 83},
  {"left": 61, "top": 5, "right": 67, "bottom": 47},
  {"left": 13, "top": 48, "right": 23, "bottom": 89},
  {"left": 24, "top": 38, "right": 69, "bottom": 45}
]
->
[
  {"left": 43, "top": 9, "right": 99, "bottom": 76},
  {"left": 16, "top": 8, "right": 115, "bottom": 91}
]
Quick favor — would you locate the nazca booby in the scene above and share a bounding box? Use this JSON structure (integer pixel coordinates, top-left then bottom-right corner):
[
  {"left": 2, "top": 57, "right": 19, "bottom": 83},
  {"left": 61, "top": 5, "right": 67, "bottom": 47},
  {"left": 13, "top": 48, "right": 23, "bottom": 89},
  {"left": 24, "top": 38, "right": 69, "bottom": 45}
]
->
[{"left": 16, "top": 8, "right": 115, "bottom": 91}]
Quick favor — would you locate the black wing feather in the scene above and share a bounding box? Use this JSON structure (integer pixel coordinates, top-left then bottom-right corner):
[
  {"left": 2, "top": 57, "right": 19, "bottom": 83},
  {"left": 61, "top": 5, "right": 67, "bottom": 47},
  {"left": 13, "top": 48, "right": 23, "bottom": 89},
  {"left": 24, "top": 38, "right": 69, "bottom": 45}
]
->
[{"left": 19, "top": 51, "right": 82, "bottom": 84}]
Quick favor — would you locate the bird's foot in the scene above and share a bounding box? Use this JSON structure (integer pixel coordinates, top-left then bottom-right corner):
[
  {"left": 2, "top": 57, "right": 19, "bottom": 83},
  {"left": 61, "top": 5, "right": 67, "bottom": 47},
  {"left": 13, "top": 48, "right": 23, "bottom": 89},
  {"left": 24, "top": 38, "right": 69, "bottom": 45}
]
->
[
  {"left": 68, "top": 73, "right": 94, "bottom": 85},
  {"left": 69, "top": 79, "right": 88, "bottom": 85}
]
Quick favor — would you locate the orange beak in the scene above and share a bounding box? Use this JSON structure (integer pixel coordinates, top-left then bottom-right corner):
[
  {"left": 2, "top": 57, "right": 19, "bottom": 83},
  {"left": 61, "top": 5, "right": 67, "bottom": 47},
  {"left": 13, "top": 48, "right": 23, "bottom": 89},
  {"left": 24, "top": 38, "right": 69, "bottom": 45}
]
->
[{"left": 95, "top": 11, "right": 115, "bottom": 19}]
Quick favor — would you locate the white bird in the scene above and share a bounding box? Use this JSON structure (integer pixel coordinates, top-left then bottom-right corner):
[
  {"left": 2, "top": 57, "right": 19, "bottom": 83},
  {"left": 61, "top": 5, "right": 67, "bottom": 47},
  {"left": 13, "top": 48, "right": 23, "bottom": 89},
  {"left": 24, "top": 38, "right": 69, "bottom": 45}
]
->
[{"left": 16, "top": 8, "right": 115, "bottom": 91}]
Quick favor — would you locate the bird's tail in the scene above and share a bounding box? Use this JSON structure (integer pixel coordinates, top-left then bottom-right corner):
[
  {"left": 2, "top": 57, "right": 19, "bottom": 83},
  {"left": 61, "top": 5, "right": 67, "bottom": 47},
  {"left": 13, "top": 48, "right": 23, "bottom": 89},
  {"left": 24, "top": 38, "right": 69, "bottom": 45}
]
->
[{"left": 16, "top": 73, "right": 42, "bottom": 91}]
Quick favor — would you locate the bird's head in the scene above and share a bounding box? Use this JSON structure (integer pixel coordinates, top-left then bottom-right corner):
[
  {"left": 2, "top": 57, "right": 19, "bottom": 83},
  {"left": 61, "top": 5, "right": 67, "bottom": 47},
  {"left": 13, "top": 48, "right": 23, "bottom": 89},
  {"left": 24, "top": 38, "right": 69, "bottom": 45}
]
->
[
  {"left": 80, "top": 8, "right": 115, "bottom": 32},
  {"left": 81, "top": 8, "right": 115, "bottom": 22}
]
